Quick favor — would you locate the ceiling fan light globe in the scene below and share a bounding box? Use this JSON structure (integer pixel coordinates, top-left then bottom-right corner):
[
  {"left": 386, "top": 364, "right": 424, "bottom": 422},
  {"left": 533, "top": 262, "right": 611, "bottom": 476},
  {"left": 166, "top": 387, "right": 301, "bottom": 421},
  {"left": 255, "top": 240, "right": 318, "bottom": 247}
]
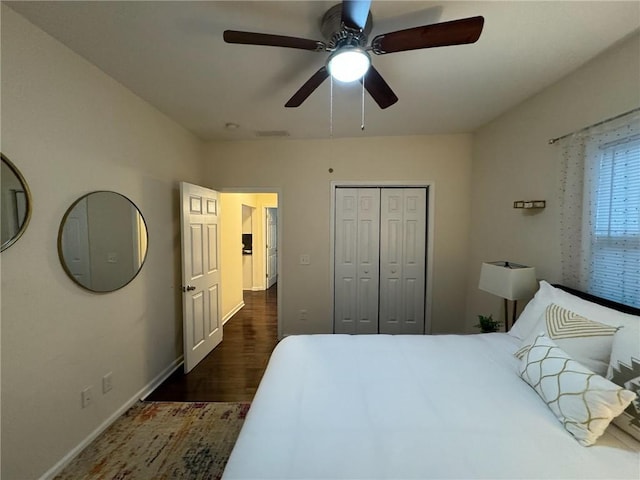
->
[{"left": 327, "top": 48, "right": 370, "bottom": 83}]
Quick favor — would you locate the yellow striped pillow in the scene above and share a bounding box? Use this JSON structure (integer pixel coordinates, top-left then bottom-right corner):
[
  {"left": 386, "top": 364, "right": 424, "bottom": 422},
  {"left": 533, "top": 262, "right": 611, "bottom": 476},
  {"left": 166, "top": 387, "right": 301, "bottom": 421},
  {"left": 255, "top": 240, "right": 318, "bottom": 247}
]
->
[{"left": 545, "top": 304, "right": 619, "bottom": 339}]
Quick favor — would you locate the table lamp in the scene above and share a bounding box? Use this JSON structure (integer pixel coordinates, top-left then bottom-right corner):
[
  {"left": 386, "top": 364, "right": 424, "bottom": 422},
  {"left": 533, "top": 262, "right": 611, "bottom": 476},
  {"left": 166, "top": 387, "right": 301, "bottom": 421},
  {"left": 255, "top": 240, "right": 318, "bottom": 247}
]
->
[{"left": 478, "top": 261, "right": 537, "bottom": 331}]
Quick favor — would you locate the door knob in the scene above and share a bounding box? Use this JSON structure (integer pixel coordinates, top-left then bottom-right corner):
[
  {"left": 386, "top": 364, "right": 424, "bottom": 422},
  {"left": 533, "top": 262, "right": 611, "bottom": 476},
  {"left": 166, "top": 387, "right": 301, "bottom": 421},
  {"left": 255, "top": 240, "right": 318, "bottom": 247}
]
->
[{"left": 182, "top": 285, "right": 196, "bottom": 292}]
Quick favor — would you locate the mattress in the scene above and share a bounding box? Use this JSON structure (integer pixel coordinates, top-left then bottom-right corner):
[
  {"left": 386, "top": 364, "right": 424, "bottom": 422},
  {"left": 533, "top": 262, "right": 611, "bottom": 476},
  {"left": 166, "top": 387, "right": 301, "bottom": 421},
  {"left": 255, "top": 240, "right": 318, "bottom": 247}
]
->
[{"left": 223, "top": 333, "right": 640, "bottom": 479}]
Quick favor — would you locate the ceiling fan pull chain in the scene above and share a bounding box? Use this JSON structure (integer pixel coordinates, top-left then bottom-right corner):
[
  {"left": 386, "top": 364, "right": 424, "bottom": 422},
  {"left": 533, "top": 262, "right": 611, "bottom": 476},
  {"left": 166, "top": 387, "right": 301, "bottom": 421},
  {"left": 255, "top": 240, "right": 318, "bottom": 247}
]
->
[
  {"left": 361, "top": 76, "right": 366, "bottom": 131},
  {"left": 330, "top": 75, "right": 334, "bottom": 138}
]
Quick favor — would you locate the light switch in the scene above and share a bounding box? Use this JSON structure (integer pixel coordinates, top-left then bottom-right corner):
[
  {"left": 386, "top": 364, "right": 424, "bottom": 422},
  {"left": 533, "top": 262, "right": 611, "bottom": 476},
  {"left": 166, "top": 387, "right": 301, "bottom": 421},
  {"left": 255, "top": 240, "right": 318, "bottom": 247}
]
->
[
  {"left": 107, "top": 252, "right": 118, "bottom": 263},
  {"left": 299, "top": 254, "right": 310, "bottom": 265}
]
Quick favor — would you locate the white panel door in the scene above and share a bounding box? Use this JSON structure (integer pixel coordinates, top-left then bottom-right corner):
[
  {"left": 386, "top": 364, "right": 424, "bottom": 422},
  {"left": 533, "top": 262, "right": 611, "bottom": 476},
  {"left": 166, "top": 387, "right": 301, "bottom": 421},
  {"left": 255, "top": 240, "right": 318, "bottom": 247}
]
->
[
  {"left": 379, "top": 188, "right": 426, "bottom": 334},
  {"left": 334, "top": 188, "right": 380, "bottom": 334},
  {"left": 266, "top": 207, "right": 278, "bottom": 288},
  {"left": 180, "top": 182, "right": 222, "bottom": 373},
  {"left": 60, "top": 197, "right": 91, "bottom": 286}
]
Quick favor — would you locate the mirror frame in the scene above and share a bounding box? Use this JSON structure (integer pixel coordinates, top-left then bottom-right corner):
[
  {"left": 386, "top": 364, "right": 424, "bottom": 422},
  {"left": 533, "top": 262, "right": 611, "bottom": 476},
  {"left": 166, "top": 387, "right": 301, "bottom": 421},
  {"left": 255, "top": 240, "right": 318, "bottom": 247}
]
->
[
  {"left": 57, "top": 190, "right": 149, "bottom": 293},
  {"left": 1, "top": 153, "right": 33, "bottom": 252}
]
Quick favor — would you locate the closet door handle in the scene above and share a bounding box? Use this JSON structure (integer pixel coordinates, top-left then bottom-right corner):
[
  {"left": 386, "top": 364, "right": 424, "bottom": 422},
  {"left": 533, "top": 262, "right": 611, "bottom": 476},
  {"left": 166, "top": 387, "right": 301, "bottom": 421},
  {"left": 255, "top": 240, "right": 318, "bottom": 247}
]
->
[{"left": 182, "top": 285, "right": 196, "bottom": 292}]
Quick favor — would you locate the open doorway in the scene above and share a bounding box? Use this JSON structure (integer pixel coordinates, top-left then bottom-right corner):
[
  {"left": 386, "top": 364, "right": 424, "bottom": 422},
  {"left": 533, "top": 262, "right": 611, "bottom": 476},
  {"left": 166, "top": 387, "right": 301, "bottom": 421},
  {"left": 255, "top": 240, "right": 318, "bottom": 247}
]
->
[{"left": 219, "top": 190, "right": 282, "bottom": 338}]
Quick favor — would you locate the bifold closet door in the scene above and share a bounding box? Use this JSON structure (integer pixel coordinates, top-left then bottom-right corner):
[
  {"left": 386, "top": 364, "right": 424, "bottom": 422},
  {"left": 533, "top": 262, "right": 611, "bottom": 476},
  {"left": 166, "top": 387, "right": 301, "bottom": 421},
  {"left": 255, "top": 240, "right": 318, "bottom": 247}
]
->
[
  {"left": 379, "top": 188, "right": 427, "bottom": 334},
  {"left": 334, "top": 188, "right": 380, "bottom": 334},
  {"left": 334, "top": 187, "right": 427, "bottom": 334}
]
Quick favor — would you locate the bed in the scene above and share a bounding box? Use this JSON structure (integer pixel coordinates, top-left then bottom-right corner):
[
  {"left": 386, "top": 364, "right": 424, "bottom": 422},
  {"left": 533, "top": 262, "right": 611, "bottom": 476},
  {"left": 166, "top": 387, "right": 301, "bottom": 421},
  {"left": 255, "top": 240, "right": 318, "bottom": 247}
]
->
[{"left": 223, "top": 282, "right": 640, "bottom": 479}]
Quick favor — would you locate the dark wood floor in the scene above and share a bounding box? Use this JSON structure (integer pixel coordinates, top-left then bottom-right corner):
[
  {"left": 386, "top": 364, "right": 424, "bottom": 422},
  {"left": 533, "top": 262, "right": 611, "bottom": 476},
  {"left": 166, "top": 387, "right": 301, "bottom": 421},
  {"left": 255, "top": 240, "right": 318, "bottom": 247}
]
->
[{"left": 147, "top": 285, "right": 278, "bottom": 402}]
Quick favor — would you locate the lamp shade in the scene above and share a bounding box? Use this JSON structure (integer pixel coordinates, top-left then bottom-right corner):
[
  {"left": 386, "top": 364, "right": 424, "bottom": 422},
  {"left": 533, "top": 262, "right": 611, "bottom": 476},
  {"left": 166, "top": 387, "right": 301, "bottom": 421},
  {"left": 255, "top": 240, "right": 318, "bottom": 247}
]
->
[{"left": 478, "top": 261, "right": 537, "bottom": 300}]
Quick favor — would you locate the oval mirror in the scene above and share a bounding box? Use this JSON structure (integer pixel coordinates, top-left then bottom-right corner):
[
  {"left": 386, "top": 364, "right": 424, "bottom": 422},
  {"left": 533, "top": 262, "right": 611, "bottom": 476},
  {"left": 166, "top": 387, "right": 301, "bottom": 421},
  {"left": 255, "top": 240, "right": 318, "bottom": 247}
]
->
[
  {"left": 1, "top": 154, "right": 33, "bottom": 252},
  {"left": 58, "top": 191, "right": 148, "bottom": 292}
]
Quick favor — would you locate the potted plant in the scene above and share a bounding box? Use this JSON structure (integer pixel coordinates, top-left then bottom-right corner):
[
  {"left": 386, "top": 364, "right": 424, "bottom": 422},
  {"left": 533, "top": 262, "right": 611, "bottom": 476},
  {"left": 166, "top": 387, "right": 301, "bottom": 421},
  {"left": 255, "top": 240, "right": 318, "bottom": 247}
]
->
[{"left": 475, "top": 314, "right": 503, "bottom": 333}]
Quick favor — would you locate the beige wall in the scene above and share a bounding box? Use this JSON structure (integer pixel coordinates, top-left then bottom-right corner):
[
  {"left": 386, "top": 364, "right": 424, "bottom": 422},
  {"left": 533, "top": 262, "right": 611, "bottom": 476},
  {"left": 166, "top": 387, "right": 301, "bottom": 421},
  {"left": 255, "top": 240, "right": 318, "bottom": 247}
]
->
[
  {"left": 0, "top": 6, "right": 203, "bottom": 479},
  {"left": 465, "top": 32, "right": 640, "bottom": 330},
  {"left": 242, "top": 204, "right": 254, "bottom": 291},
  {"left": 204, "top": 135, "right": 473, "bottom": 335},
  {"left": 220, "top": 194, "right": 245, "bottom": 317}
]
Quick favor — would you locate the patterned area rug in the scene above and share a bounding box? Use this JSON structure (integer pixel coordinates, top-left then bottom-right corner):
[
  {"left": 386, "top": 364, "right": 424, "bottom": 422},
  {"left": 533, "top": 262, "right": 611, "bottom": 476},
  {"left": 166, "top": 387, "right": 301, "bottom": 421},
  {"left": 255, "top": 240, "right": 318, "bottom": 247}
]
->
[{"left": 55, "top": 401, "right": 250, "bottom": 480}]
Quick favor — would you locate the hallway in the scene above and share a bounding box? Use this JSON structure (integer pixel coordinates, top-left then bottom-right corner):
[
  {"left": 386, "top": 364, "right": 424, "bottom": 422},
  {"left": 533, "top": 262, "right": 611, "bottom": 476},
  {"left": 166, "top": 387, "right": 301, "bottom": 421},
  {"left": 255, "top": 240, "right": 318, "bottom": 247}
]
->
[{"left": 147, "top": 285, "right": 278, "bottom": 402}]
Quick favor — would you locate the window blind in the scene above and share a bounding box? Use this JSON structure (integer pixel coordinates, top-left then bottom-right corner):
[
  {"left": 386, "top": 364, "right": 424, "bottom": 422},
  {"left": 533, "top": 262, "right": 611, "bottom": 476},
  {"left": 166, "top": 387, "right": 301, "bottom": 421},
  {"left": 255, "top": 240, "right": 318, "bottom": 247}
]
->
[{"left": 589, "top": 137, "right": 640, "bottom": 307}]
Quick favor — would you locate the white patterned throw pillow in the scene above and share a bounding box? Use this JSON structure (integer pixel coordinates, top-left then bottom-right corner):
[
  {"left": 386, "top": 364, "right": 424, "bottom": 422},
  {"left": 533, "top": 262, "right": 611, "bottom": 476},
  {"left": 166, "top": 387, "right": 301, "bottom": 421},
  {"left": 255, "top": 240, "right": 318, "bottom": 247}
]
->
[
  {"left": 606, "top": 322, "right": 640, "bottom": 441},
  {"left": 519, "top": 334, "right": 636, "bottom": 446},
  {"left": 515, "top": 303, "right": 619, "bottom": 376}
]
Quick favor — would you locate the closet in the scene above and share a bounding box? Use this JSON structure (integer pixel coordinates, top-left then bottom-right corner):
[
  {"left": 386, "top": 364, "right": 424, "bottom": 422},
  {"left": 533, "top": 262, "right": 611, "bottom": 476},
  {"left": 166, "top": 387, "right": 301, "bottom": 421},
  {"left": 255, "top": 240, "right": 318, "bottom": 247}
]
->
[{"left": 334, "top": 187, "right": 427, "bottom": 334}]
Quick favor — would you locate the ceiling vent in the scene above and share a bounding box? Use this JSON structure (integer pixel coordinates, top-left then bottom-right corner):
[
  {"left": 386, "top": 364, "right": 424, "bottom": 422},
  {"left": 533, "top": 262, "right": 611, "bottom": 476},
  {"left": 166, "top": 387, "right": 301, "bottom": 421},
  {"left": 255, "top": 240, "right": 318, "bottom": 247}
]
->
[{"left": 254, "top": 130, "right": 290, "bottom": 138}]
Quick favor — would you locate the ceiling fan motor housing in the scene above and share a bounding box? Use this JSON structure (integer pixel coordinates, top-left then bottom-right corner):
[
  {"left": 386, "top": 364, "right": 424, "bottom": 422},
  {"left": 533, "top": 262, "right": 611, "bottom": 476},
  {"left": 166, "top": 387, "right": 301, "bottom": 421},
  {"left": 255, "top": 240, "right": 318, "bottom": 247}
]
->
[{"left": 321, "top": 3, "right": 373, "bottom": 50}]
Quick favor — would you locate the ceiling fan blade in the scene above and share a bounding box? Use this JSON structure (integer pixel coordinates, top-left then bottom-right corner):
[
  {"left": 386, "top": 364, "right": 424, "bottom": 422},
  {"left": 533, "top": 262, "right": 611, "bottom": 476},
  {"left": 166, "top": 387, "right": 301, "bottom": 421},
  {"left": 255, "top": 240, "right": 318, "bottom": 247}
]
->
[
  {"left": 341, "top": 0, "right": 371, "bottom": 31},
  {"left": 360, "top": 66, "right": 398, "bottom": 109},
  {"left": 371, "top": 16, "right": 484, "bottom": 54},
  {"left": 223, "top": 30, "right": 325, "bottom": 51},
  {"left": 285, "top": 67, "right": 329, "bottom": 108}
]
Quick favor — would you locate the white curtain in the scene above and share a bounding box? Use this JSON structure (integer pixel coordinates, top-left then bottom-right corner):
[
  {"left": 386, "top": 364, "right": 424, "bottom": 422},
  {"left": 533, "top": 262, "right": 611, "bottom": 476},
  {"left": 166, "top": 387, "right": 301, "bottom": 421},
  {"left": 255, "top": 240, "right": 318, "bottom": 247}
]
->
[{"left": 558, "top": 109, "right": 640, "bottom": 307}]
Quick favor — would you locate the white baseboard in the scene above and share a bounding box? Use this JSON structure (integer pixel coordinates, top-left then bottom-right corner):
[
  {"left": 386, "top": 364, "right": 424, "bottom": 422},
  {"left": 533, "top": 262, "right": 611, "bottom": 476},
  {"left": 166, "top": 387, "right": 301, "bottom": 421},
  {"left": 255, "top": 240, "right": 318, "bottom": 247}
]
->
[
  {"left": 139, "top": 357, "right": 184, "bottom": 400},
  {"left": 223, "top": 301, "right": 245, "bottom": 325},
  {"left": 39, "top": 356, "right": 184, "bottom": 480}
]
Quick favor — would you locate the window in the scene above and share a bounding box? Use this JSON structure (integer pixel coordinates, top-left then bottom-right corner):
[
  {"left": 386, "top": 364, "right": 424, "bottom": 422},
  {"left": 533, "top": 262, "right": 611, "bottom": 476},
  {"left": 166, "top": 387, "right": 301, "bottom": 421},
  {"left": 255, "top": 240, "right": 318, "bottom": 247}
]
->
[
  {"left": 559, "top": 110, "right": 640, "bottom": 308},
  {"left": 589, "top": 137, "right": 640, "bottom": 306}
]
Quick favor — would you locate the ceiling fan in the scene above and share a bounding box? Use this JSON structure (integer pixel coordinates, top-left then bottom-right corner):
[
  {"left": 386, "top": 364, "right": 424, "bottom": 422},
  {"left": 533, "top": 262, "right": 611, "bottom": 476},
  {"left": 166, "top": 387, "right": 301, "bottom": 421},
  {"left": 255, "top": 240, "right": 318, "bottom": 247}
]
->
[{"left": 223, "top": 1, "right": 484, "bottom": 109}]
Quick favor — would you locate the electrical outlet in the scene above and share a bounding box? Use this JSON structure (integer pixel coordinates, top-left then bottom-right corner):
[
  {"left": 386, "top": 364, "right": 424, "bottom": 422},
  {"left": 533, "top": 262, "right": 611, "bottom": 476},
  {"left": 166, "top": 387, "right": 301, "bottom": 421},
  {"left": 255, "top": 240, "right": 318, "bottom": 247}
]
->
[
  {"left": 102, "top": 372, "right": 113, "bottom": 394},
  {"left": 299, "top": 309, "right": 307, "bottom": 320},
  {"left": 81, "top": 386, "right": 93, "bottom": 408}
]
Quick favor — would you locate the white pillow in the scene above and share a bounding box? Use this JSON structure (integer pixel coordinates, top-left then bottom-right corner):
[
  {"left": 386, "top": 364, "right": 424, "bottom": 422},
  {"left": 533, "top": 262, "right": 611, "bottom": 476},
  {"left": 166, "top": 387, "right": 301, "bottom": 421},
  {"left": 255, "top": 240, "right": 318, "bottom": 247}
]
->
[
  {"left": 519, "top": 334, "right": 636, "bottom": 446},
  {"left": 509, "top": 280, "right": 552, "bottom": 340},
  {"left": 509, "top": 280, "right": 639, "bottom": 339},
  {"left": 607, "top": 322, "right": 640, "bottom": 441},
  {"left": 545, "top": 284, "right": 639, "bottom": 330},
  {"left": 515, "top": 304, "right": 619, "bottom": 376}
]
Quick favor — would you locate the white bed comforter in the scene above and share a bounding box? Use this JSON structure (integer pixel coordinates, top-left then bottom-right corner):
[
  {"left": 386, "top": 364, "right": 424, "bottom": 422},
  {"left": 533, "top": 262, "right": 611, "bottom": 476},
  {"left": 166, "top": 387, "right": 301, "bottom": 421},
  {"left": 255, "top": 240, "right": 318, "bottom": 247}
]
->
[{"left": 223, "top": 334, "right": 640, "bottom": 479}]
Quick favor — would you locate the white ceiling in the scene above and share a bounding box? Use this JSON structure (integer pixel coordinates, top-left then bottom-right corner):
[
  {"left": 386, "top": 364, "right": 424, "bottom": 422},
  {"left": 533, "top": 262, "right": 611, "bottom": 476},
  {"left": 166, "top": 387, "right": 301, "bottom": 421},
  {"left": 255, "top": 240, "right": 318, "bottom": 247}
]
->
[{"left": 6, "top": 1, "right": 640, "bottom": 141}]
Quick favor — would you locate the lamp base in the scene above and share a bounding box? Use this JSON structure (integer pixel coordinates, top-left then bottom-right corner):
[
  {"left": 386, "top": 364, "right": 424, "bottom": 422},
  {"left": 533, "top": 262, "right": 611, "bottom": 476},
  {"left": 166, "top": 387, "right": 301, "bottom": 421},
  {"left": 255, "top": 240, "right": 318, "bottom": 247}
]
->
[{"left": 503, "top": 299, "right": 519, "bottom": 332}]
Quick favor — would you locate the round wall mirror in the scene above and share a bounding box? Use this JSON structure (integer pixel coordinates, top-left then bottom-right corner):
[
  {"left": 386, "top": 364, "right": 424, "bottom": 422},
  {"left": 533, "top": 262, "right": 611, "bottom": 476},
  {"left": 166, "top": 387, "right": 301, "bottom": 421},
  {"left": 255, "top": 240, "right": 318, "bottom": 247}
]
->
[
  {"left": 58, "top": 191, "right": 149, "bottom": 292},
  {"left": 1, "top": 153, "right": 33, "bottom": 252}
]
